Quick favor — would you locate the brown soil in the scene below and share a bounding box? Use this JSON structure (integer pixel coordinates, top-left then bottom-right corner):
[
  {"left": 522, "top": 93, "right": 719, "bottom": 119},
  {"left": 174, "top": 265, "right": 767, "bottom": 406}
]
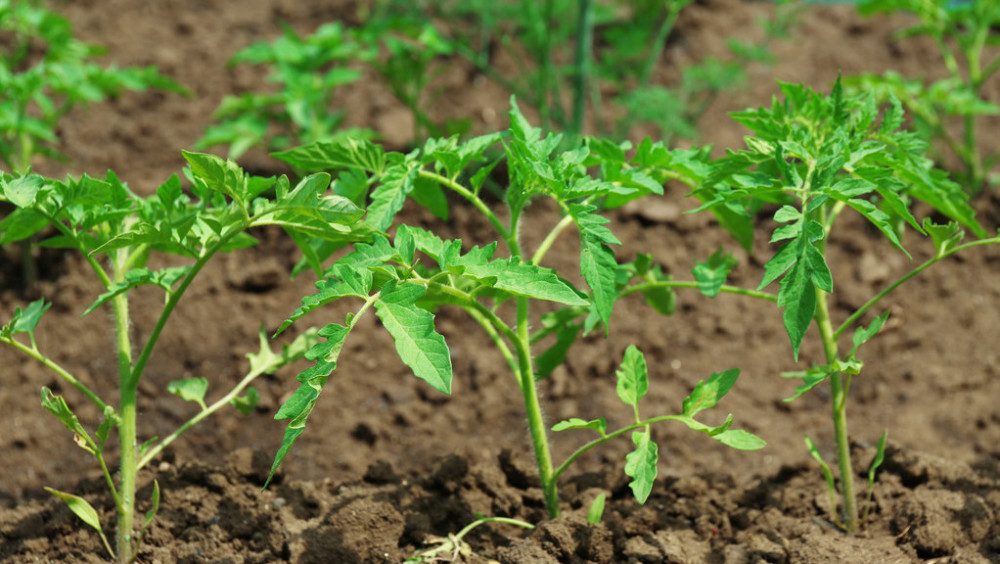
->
[{"left": 3, "top": 0, "right": 1000, "bottom": 562}]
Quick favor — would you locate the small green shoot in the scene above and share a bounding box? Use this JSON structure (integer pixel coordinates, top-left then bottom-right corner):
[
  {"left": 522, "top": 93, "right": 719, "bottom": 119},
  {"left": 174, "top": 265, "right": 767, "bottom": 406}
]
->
[{"left": 587, "top": 493, "right": 606, "bottom": 525}]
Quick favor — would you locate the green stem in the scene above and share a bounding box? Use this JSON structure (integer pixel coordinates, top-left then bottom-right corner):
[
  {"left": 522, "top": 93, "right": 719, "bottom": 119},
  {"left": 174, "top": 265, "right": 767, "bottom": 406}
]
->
[
  {"left": 531, "top": 214, "right": 575, "bottom": 266},
  {"left": 833, "top": 236, "right": 1000, "bottom": 341},
  {"left": 814, "top": 286, "right": 858, "bottom": 532},
  {"left": 638, "top": 1, "right": 688, "bottom": 89},
  {"left": 453, "top": 516, "right": 535, "bottom": 541},
  {"left": 553, "top": 413, "right": 688, "bottom": 481},
  {"left": 621, "top": 280, "right": 778, "bottom": 302},
  {"left": 570, "top": 0, "right": 593, "bottom": 141},
  {"left": 418, "top": 170, "right": 510, "bottom": 243},
  {"left": 1, "top": 337, "right": 109, "bottom": 411},
  {"left": 138, "top": 362, "right": 264, "bottom": 470},
  {"left": 516, "top": 296, "right": 559, "bottom": 518},
  {"left": 111, "top": 249, "right": 137, "bottom": 563}
]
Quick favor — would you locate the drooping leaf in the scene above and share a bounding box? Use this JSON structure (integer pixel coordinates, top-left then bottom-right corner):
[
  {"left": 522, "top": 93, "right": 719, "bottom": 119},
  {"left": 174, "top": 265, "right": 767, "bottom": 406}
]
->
[
  {"left": 624, "top": 430, "right": 658, "bottom": 504},
  {"left": 375, "top": 281, "right": 452, "bottom": 394},
  {"left": 40, "top": 387, "right": 95, "bottom": 452},
  {"left": 267, "top": 323, "right": 350, "bottom": 486},
  {"left": 580, "top": 235, "right": 618, "bottom": 329},
  {"left": 44, "top": 488, "right": 105, "bottom": 537}
]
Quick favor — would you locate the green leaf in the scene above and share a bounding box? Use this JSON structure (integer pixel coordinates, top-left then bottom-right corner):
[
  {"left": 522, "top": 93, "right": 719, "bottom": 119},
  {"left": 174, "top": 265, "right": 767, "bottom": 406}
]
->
[
  {"left": 273, "top": 137, "right": 386, "bottom": 174},
  {"left": 230, "top": 387, "right": 259, "bottom": 415},
  {"left": 95, "top": 406, "right": 117, "bottom": 450},
  {"left": 692, "top": 249, "right": 738, "bottom": 298},
  {"left": 268, "top": 323, "right": 350, "bottom": 486},
  {"left": 167, "top": 378, "right": 209, "bottom": 409},
  {"left": 782, "top": 367, "right": 830, "bottom": 402},
  {"left": 141, "top": 480, "right": 161, "bottom": 540},
  {"left": 182, "top": 151, "right": 251, "bottom": 207},
  {"left": 922, "top": 219, "right": 964, "bottom": 257},
  {"left": 805, "top": 435, "right": 839, "bottom": 526},
  {"left": 83, "top": 267, "right": 190, "bottom": 316},
  {"left": 615, "top": 345, "right": 648, "bottom": 411},
  {"left": 552, "top": 417, "right": 607, "bottom": 435},
  {"left": 682, "top": 368, "right": 740, "bottom": 417},
  {"left": 534, "top": 321, "right": 581, "bottom": 380},
  {"left": 12, "top": 299, "right": 51, "bottom": 335},
  {"left": 3, "top": 174, "right": 44, "bottom": 207},
  {"left": 40, "top": 387, "right": 95, "bottom": 453},
  {"left": 713, "top": 429, "right": 766, "bottom": 450},
  {"left": 460, "top": 259, "right": 587, "bottom": 306},
  {"left": 375, "top": 281, "right": 452, "bottom": 394},
  {"left": 624, "top": 430, "right": 658, "bottom": 504},
  {"left": 850, "top": 312, "right": 890, "bottom": 357},
  {"left": 247, "top": 325, "right": 319, "bottom": 375},
  {"left": 867, "top": 430, "right": 888, "bottom": 491},
  {"left": 778, "top": 261, "right": 816, "bottom": 360},
  {"left": 368, "top": 160, "right": 417, "bottom": 231},
  {"left": 275, "top": 270, "right": 372, "bottom": 335},
  {"left": 580, "top": 235, "right": 618, "bottom": 329},
  {"left": 44, "top": 488, "right": 105, "bottom": 536}
]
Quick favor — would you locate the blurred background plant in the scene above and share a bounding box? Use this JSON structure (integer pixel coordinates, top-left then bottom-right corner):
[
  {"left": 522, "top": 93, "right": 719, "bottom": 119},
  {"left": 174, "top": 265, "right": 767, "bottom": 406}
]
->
[
  {"left": 846, "top": 0, "right": 1000, "bottom": 195},
  {"left": 370, "top": 0, "right": 801, "bottom": 144},
  {"left": 195, "top": 21, "right": 376, "bottom": 161},
  {"left": 199, "top": 0, "right": 802, "bottom": 164},
  {"left": 0, "top": 0, "right": 187, "bottom": 175}
]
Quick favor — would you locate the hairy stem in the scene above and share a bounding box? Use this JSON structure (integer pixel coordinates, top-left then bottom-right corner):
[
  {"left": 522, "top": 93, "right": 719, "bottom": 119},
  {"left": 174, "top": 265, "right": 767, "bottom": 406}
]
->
[
  {"left": 112, "top": 250, "right": 137, "bottom": 563},
  {"left": 815, "top": 287, "right": 857, "bottom": 532},
  {"left": 515, "top": 297, "right": 559, "bottom": 517}
]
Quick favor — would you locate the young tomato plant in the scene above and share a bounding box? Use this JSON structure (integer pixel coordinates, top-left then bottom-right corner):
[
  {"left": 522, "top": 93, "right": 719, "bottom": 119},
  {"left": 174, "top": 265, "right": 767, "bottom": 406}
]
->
[
  {"left": 267, "top": 99, "right": 764, "bottom": 519},
  {"left": 0, "top": 154, "right": 370, "bottom": 562},
  {"left": 0, "top": 0, "right": 187, "bottom": 174},
  {"left": 196, "top": 22, "right": 375, "bottom": 161},
  {"left": 847, "top": 0, "right": 1000, "bottom": 194},
  {"left": 685, "top": 78, "right": 1000, "bottom": 532}
]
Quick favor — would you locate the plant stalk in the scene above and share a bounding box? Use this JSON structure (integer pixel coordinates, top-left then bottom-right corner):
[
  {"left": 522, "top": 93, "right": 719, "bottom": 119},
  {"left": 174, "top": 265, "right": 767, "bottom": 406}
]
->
[
  {"left": 111, "top": 250, "right": 137, "bottom": 563},
  {"left": 515, "top": 297, "right": 559, "bottom": 518},
  {"left": 814, "top": 287, "right": 858, "bottom": 532}
]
